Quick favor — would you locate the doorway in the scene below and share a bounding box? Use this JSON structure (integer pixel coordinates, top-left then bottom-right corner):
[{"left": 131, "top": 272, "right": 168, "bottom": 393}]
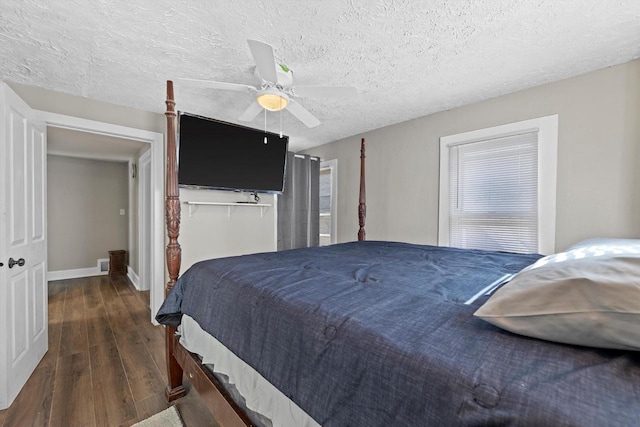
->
[
  {"left": 37, "top": 111, "right": 164, "bottom": 322},
  {"left": 138, "top": 149, "right": 152, "bottom": 291}
]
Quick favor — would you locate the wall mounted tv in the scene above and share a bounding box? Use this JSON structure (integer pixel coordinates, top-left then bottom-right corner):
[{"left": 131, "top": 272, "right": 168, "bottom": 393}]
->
[{"left": 178, "top": 112, "right": 288, "bottom": 194}]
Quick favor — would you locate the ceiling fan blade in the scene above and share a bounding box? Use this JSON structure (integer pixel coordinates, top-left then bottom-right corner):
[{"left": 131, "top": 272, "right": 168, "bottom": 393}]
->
[
  {"left": 294, "top": 86, "right": 358, "bottom": 99},
  {"left": 178, "top": 78, "right": 256, "bottom": 93},
  {"left": 247, "top": 39, "right": 279, "bottom": 83},
  {"left": 238, "top": 101, "right": 263, "bottom": 122},
  {"left": 286, "top": 99, "right": 320, "bottom": 128}
]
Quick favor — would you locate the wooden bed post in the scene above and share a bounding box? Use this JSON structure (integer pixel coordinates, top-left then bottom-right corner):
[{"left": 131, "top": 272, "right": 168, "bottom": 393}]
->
[
  {"left": 164, "top": 80, "right": 187, "bottom": 402},
  {"left": 358, "top": 138, "right": 366, "bottom": 241}
]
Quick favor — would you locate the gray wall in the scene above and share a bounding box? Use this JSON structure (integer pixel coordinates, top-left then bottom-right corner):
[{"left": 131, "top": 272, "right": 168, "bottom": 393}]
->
[
  {"left": 8, "top": 82, "right": 165, "bottom": 134},
  {"left": 48, "top": 155, "right": 129, "bottom": 271},
  {"left": 304, "top": 59, "right": 640, "bottom": 252}
]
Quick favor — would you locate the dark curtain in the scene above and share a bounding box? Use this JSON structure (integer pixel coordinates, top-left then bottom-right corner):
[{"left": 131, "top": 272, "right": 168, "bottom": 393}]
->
[{"left": 277, "top": 152, "right": 320, "bottom": 250}]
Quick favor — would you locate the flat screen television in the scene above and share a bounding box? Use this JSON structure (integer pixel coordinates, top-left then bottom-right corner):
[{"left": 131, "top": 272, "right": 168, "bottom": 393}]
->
[{"left": 178, "top": 112, "right": 288, "bottom": 194}]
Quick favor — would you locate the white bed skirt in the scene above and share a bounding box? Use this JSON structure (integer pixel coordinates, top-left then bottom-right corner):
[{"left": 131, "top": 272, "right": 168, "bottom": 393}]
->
[{"left": 179, "top": 314, "right": 321, "bottom": 427}]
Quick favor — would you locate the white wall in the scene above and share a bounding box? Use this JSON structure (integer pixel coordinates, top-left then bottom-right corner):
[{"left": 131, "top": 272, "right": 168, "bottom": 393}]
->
[
  {"left": 304, "top": 60, "right": 640, "bottom": 252},
  {"left": 179, "top": 189, "right": 277, "bottom": 273}
]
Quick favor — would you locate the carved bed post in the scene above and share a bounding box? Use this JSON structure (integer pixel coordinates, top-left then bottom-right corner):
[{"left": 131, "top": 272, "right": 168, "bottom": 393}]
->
[
  {"left": 358, "top": 138, "right": 366, "bottom": 241},
  {"left": 164, "top": 80, "right": 187, "bottom": 401}
]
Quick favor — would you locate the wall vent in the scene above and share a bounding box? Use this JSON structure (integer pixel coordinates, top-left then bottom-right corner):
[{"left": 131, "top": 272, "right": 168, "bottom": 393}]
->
[{"left": 98, "top": 258, "right": 110, "bottom": 273}]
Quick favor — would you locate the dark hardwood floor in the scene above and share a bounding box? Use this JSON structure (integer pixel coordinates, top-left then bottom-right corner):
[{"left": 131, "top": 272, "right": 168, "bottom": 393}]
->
[{"left": 0, "top": 274, "right": 218, "bottom": 427}]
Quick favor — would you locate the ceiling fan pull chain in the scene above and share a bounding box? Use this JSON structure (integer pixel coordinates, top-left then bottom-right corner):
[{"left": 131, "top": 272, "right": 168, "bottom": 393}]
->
[{"left": 264, "top": 109, "right": 268, "bottom": 144}]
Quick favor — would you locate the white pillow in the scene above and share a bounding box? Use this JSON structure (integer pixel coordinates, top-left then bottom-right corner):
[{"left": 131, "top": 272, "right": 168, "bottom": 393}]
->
[
  {"left": 565, "top": 237, "right": 640, "bottom": 252},
  {"left": 474, "top": 239, "right": 640, "bottom": 351}
]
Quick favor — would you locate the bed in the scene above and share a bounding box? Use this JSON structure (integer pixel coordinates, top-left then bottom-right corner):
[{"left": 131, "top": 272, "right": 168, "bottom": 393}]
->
[{"left": 158, "top": 81, "right": 640, "bottom": 426}]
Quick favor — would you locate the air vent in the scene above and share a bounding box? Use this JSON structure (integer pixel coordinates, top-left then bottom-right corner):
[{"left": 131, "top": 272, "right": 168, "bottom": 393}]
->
[{"left": 98, "top": 259, "right": 110, "bottom": 273}]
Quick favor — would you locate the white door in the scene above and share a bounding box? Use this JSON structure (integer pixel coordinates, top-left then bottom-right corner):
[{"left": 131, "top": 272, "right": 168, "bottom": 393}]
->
[{"left": 0, "top": 83, "right": 48, "bottom": 410}]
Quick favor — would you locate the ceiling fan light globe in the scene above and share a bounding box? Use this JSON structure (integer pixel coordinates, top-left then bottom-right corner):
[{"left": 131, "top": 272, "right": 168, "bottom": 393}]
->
[{"left": 257, "top": 92, "right": 289, "bottom": 112}]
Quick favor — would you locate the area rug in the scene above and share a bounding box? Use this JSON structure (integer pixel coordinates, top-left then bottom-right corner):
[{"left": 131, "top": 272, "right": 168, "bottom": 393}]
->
[{"left": 132, "top": 405, "right": 184, "bottom": 427}]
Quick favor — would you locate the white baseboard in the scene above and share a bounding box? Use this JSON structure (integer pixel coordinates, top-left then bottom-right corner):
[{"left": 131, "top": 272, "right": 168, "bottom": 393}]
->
[
  {"left": 127, "top": 266, "right": 141, "bottom": 290},
  {"left": 47, "top": 267, "right": 107, "bottom": 282}
]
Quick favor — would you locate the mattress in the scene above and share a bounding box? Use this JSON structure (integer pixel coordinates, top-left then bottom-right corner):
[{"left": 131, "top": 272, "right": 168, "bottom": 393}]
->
[{"left": 179, "top": 313, "right": 319, "bottom": 427}]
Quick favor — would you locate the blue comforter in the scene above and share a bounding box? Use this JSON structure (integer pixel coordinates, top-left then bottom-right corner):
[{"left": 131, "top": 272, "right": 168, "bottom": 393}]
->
[{"left": 157, "top": 241, "right": 640, "bottom": 426}]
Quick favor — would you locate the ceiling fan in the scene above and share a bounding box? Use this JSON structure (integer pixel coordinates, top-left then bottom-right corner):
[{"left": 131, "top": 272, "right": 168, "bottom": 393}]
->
[{"left": 178, "top": 39, "right": 357, "bottom": 128}]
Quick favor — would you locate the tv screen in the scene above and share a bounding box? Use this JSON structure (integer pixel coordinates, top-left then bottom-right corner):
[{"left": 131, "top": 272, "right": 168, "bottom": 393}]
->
[{"left": 178, "top": 112, "right": 288, "bottom": 193}]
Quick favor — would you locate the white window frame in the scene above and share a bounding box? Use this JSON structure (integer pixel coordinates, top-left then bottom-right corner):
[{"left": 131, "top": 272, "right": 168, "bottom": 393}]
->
[
  {"left": 320, "top": 159, "right": 338, "bottom": 244},
  {"left": 438, "top": 115, "right": 558, "bottom": 255}
]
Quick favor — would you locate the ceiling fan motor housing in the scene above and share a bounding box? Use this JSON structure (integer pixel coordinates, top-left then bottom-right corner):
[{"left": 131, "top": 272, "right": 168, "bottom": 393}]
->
[{"left": 254, "top": 64, "right": 293, "bottom": 87}]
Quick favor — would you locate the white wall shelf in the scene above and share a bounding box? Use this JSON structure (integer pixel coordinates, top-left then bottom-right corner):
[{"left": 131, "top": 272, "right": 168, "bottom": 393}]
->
[{"left": 184, "top": 201, "right": 272, "bottom": 218}]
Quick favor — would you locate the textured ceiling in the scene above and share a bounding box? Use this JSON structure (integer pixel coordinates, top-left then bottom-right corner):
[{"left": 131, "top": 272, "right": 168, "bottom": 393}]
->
[{"left": 1, "top": 1, "right": 639, "bottom": 151}]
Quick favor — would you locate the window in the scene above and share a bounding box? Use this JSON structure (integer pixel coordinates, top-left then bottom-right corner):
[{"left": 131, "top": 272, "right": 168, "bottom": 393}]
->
[
  {"left": 439, "top": 115, "right": 558, "bottom": 255},
  {"left": 319, "top": 159, "right": 337, "bottom": 246}
]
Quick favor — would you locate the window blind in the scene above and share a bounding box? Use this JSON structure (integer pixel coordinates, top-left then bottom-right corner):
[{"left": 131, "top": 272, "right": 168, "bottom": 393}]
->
[{"left": 449, "top": 131, "right": 538, "bottom": 254}]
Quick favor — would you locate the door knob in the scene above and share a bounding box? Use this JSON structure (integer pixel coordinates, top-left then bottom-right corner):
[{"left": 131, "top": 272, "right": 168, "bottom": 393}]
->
[{"left": 8, "top": 258, "right": 25, "bottom": 268}]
